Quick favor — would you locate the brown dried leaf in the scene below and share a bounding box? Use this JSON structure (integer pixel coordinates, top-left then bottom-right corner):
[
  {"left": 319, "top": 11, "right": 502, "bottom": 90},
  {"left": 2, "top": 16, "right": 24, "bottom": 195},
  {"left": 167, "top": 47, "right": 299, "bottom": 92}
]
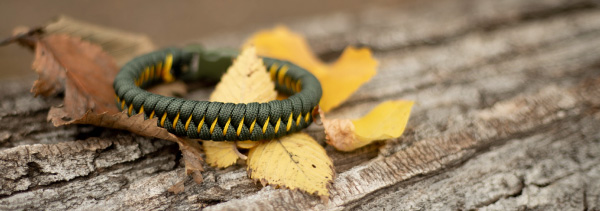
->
[
  {"left": 167, "top": 180, "right": 185, "bottom": 194},
  {"left": 20, "top": 23, "right": 204, "bottom": 191},
  {"left": 49, "top": 108, "right": 178, "bottom": 141},
  {"left": 177, "top": 138, "right": 205, "bottom": 184},
  {"left": 49, "top": 108, "right": 206, "bottom": 186},
  {"left": 45, "top": 15, "right": 156, "bottom": 66},
  {"left": 33, "top": 34, "right": 120, "bottom": 125},
  {"left": 168, "top": 138, "right": 206, "bottom": 194},
  {"left": 31, "top": 37, "right": 66, "bottom": 97}
]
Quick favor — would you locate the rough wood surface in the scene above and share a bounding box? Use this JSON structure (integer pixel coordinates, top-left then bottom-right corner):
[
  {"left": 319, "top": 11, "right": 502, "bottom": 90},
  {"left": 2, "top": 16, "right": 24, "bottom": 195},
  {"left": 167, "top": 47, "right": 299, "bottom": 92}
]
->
[{"left": 2, "top": 0, "right": 600, "bottom": 210}]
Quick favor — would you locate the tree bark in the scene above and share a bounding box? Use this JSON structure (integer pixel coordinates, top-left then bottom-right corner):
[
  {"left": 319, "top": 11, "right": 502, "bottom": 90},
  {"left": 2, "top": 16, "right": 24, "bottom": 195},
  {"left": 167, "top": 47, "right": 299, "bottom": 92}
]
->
[{"left": 2, "top": 0, "right": 600, "bottom": 210}]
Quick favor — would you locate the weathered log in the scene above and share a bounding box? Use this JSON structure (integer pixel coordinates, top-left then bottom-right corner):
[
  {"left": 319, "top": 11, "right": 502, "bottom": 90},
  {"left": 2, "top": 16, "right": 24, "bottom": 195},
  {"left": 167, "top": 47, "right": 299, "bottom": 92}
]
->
[{"left": 1, "top": 0, "right": 600, "bottom": 210}]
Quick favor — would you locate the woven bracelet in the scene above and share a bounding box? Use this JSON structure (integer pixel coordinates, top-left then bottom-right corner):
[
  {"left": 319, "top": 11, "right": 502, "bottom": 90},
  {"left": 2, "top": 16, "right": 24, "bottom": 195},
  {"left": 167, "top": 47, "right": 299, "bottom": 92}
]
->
[{"left": 113, "top": 46, "right": 322, "bottom": 141}]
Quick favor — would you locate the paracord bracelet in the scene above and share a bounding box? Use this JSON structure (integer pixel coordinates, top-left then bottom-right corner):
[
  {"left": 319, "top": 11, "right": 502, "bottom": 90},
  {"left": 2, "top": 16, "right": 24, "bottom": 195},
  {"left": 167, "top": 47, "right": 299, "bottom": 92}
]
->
[{"left": 113, "top": 46, "right": 322, "bottom": 141}]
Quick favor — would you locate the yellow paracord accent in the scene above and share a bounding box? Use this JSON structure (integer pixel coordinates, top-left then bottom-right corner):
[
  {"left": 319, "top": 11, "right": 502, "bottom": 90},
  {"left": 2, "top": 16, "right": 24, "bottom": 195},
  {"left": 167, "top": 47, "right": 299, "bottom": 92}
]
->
[
  {"left": 128, "top": 104, "right": 134, "bottom": 116},
  {"left": 236, "top": 117, "right": 245, "bottom": 136},
  {"left": 249, "top": 120, "right": 256, "bottom": 134},
  {"left": 172, "top": 113, "right": 180, "bottom": 129},
  {"left": 269, "top": 63, "right": 279, "bottom": 80},
  {"left": 196, "top": 116, "right": 205, "bottom": 133},
  {"left": 286, "top": 113, "right": 293, "bottom": 131},
  {"left": 296, "top": 114, "right": 302, "bottom": 126},
  {"left": 184, "top": 114, "right": 193, "bottom": 131},
  {"left": 160, "top": 113, "right": 168, "bottom": 127},
  {"left": 162, "top": 54, "right": 174, "bottom": 82},
  {"left": 223, "top": 118, "right": 232, "bottom": 136},
  {"left": 262, "top": 117, "right": 270, "bottom": 134},
  {"left": 305, "top": 112, "right": 310, "bottom": 123},
  {"left": 274, "top": 118, "right": 282, "bottom": 133},
  {"left": 278, "top": 65, "right": 289, "bottom": 85},
  {"left": 139, "top": 106, "right": 144, "bottom": 114},
  {"left": 149, "top": 111, "right": 155, "bottom": 119},
  {"left": 209, "top": 118, "right": 219, "bottom": 134}
]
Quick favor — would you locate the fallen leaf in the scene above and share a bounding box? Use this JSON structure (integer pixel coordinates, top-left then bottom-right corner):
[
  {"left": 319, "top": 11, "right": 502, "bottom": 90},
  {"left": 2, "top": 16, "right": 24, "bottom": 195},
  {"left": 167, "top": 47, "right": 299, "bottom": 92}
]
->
[
  {"left": 45, "top": 15, "right": 156, "bottom": 66},
  {"left": 49, "top": 109, "right": 178, "bottom": 141},
  {"left": 247, "top": 133, "right": 334, "bottom": 197},
  {"left": 202, "top": 47, "right": 277, "bottom": 168},
  {"left": 203, "top": 140, "right": 244, "bottom": 167},
  {"left": 323, "top": 100, "right": 414, "bottom": 151},
  {"left": 177, "top": 137, "right": 205, "bottom": 184},
  {"left": 244, "top": 26, "right": 378, "bottom": 112},
  {"left": 16, "top": 23, "right": 205, "bottom": 192},
  {"left": 208, "top": 47, "right": 277, "bottom": 104},
  {"left": 30, "top": 34, "right": 66, "bottom": 97},
  {"left": 33, "top": 34, "right": 120, "bottom": 125},
  {"left": 167, "top": 179, "right": 185, "bottom": 194},
  {"left": 50, "top": 108, "right": 206, "bottom": 187}
]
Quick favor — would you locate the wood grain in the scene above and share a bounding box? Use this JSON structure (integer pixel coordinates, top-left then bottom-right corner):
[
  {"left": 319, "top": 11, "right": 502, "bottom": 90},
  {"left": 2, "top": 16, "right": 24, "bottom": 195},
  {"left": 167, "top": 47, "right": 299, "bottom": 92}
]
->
[{"left": 1, "top": 0, "right": 600, "bottom": 210}]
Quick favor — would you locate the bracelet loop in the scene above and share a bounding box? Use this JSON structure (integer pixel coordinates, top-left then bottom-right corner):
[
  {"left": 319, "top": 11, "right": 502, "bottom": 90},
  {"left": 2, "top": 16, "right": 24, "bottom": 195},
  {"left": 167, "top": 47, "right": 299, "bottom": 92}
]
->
[{"left": 113, "top": 46, "right": 322, "bottom": 141}]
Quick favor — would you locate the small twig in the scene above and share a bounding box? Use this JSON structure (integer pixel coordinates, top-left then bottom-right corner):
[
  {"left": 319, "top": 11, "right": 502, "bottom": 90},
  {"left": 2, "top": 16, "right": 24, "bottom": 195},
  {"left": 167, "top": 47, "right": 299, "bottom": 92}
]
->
[
  {"left": 232, "top": 142, "right": 248, "bottom": 160},
  {"left": 0, "top": 27, "right": 44, "bottom": 49}
]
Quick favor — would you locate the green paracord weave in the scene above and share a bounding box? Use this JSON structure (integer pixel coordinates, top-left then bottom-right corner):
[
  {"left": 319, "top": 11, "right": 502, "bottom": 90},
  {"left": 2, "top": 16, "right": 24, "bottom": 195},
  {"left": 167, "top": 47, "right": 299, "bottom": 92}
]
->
[{"left": 113, "top": 46, "right": 322, "bottom": 141}]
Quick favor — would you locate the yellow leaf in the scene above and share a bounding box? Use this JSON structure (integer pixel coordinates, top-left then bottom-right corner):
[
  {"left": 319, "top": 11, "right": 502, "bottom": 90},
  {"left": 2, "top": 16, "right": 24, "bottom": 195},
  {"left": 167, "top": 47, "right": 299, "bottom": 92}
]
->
[
  {"left": 209, "top": 46, "right": 277, "bottom": 104},
  {"left": 203, "top": 46, "right": 277, "bottom": 168},
  {"left": 203, "top": 140, "right": 244, "bottom": 168},
  {"left": 244, "top": 26, "right": 378, "bottom": 112},
  {"left": 247, "top": 133, "right": 334, "bottom": 197},
  {"left": 323, "top": 100, "right": 414, "bottom": 151}
]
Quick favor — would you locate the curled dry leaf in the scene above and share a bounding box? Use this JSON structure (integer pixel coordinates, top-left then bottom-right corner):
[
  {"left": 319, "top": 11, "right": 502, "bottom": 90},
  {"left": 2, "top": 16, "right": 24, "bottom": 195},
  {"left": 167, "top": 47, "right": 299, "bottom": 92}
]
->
[
  {"left": 245, "top": 26, "right": 378, "bottom": 112},
  {"left": 202, "top": 47, "right": 277, "bottom": 168},
  {"left": 323, "top": 100, "right": 414, "bottom": 151},
  {"left": 247, "top": 133, "right": 334, "bottom": 197},
  {"left": 177, "top": 138, "right": 205, "bottom": 184}
]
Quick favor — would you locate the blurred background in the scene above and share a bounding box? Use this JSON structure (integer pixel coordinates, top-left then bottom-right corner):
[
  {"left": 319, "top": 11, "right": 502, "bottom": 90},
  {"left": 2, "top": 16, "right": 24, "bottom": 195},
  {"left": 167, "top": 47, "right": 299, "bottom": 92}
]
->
[{"left": 0, "top": 0, "right": 400, "bottom": 79}]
